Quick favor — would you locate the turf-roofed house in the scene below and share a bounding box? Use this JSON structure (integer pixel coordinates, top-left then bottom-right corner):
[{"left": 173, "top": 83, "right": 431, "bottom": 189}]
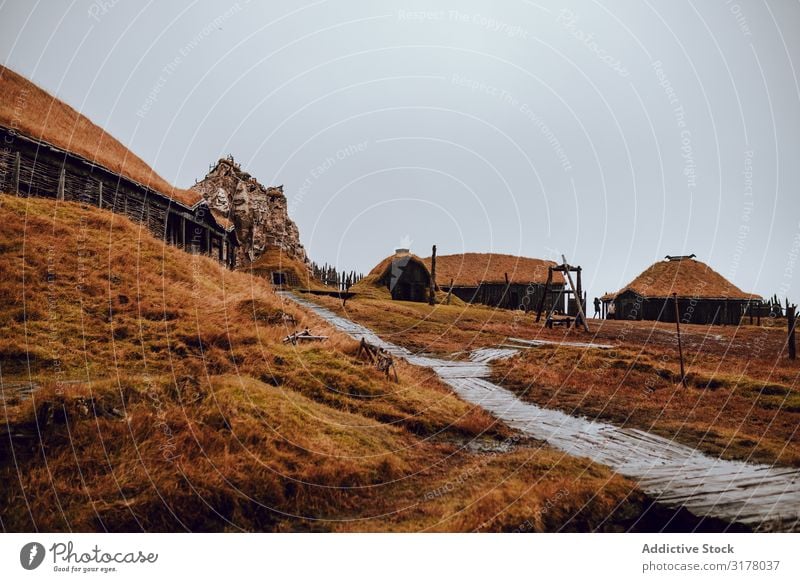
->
[
  {"left": 0, "top": 65, "right": 238, "bottom": 267},
  {"left": 362, "top": 248, "right": 433, "bottom": 302},
  {"left": 424, "top": 252, "right": 566, "bottom": 311},
  {"left": 600, "top": 254, "right": 761, "bottom": 324}
]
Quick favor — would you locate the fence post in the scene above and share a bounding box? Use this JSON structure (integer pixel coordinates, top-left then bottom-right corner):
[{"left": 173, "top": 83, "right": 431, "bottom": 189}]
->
[
  {"left": 788, "top": 305, "right": 797, "bottom": 360},
  {"left": 429, "top": 244, "right": 437, "bottom": 305},
  {"left": 673, "top": 293, "right": 687, "bottom": 388}
]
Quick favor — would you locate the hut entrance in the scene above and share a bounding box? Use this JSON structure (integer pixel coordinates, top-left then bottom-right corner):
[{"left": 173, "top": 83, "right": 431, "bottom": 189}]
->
[
  {"left": 272, "top": 272, "right": 287, "bottom": 286},
  {"left": 384, "top": 251, "right": 430, "bottom": 302},
  {"left": 392, "top": 278, "right": 427, "bottom": 302}
]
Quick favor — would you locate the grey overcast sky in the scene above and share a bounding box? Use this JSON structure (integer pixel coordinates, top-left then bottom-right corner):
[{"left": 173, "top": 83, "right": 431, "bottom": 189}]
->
[{"left": 2, "top": 0, "right": 799, "bottom": 301}]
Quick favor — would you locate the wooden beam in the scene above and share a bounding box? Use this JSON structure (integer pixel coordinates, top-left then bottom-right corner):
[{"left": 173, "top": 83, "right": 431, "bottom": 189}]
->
[
  {"left": 163, "top": 208, "right": 171, "bottom": 242},
  {"left": 561, "top": 255, "right": 590, "bottom": 332},
  {"left": 57, "top": 166, "right": 65, "bottom": 201},
  {"left": 429, "top": 244, "right": 437, "bottom": 305},
  {"left": 673, "top": 293, "right": 688, "bottom": 387},
  {"left": 445, "top": 278, "right": 454, "bottom": 305},
  {"left": 535, "top": 267, "right": 552, "bottom": 322},
  {"left": 13, "top": 152, "right": 20, "bottom": 195}
]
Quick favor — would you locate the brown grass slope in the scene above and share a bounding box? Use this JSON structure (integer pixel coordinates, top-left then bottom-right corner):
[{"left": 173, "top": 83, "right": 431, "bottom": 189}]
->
[
  {"left": 0, "top": 65, "right": 200, "bottom": 206},
  {"left": 246, "top": 247, "right": 322, "bottom": 290},
  {"left": 0, "top": 194, "right": 648, "bottom": 532}
]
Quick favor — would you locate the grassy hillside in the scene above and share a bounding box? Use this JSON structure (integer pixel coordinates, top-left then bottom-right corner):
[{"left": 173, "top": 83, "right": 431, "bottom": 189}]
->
[{"left": 0, "top": 194, "right": 652, "bottom": 532}]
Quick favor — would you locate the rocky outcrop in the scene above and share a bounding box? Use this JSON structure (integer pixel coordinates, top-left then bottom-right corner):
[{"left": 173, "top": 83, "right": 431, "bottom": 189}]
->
[{"left": 192, "top": 157, "right": 308, "bottom": 267}]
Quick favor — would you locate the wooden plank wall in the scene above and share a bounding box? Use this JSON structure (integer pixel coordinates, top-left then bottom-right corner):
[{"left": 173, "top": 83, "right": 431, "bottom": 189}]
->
[
  {"left": 450, "top": 283, "right": 563, "bottom": 312},
  {"left": 0, "top": 129, "right": 234, "bottom": 268}
]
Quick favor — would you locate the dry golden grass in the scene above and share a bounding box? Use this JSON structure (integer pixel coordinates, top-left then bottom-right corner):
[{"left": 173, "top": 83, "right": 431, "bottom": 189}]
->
[
  {"left": 245, "top": 247, "right": 323, "bottom": 290},
  {"left": 0, "top": 193, "right": 655, "bottom": 532},
  {"left": 423, "top": 252, "right": 563, "bottom": 286},
  {"left": 493, "top": 345, "right": 800, "bottom": 467},
  {"left": 606, "top": 257, "right": 759, "bottom": 300},
  {"left": 364, "top": 252, "right": 430, "bottom": 279},
  {"left": 0, "top": 65, "right": 200, "bottom": 206},
  {"left": 307, "top": 294, "right": 800, "bottom": 467}
]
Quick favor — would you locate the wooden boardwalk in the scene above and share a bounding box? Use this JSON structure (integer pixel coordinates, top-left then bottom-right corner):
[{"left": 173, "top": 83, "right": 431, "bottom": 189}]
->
[{"left": 280, "top": 293, "right": 800, "bottom": 531}]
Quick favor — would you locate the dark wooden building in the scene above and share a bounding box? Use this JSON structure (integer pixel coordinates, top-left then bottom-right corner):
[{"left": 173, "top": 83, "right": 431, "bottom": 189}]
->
[
  {"left": 601, "top": 255, "right": 761, "bottom": 324},
  {"left": 366, "top": 249, "right": 432, "bottom": 302},
  {"left": 0, "top": 125, "right": 238, "bottom": 267},
  {"left": 423, "top": 252, "right": 565, "bottom": 311}
]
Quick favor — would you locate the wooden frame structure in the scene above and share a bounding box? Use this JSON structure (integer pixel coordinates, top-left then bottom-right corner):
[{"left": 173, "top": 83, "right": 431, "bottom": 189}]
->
[{"left": 534, "top": 255, "right": 590, "bottom": 331}]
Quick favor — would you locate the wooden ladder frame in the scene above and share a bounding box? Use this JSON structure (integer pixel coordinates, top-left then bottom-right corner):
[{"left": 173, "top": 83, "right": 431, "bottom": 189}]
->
[{"left": 534, "top": 254, "right": 590, "bottom": 332}]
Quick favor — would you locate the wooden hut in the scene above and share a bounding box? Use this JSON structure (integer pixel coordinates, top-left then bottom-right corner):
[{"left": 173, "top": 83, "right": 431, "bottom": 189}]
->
[
  {"left": 423, "top": 252, "right": 565, "bottom": 311},
  {"left": 247, "top": 247, "right": 315, "bottom": 288},
  {"left": 601, "top": 255, "right": 761, "bottom": 324},
  {"left": 0, "top": 66, "right": 238, "bottom": 268},
  {"left": 364, "top": 249, "right": 432, "bottom": 302}
]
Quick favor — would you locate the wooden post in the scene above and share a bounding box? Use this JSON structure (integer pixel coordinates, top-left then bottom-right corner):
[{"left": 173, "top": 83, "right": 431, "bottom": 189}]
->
[
  {"left": 562, "top": 255, "right": 590, "bottom": 332},
  {"left": 429, "top": 244, "right": 437, "bottom": 305},
  {"left": 13, "top": 151, "right": 20, "bottom": 195},
  {"left": 57, "top": 166, "right": 65, "bottom": 201},
  {"left": 445, "top": 278, "right": 453, "bottom": 305},
  {"left": 503, "top": 272, "right": 511, "bottom": 308},
  {"left": 163, "top": 208, "right": 171, "bottom": 243},
  {"left": 673, "top": 293, "right": 687, "bottom": 388},
  {"left": 535, "top": 267, "right": 552, "bottom": 322},
  {"left": 788, "top": 305, "right": 796, "bottom": 360},
  {"left": 98, "top": 181, "right": 103, "bottom": 209}
]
